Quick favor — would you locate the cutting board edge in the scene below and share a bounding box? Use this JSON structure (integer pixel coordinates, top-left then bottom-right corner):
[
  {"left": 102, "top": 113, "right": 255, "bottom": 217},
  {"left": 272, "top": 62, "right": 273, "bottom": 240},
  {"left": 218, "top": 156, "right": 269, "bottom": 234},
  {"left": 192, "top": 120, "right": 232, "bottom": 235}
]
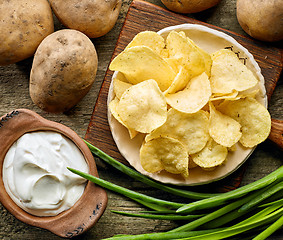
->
[{"left": 84, "top": 0, "right": 283, "bottom": 191}]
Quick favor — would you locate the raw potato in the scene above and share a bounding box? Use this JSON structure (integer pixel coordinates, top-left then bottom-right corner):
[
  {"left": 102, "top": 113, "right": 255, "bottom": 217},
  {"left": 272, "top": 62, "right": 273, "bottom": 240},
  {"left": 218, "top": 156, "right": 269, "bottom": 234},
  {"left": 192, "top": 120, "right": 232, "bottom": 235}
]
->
[
  {"left": 0, "top": 0, "right": 54, "bottom": 65},
  {"left": 237, "top": 0, "right": 283, "bottom": 42},
  {"left": 49, "top": 0, "right": 122, "bottom": 38},
  {"left": 30, "top": 29, "right": 98, "bottom": 113},
  {"left": 161, "top": 0, "right": 222, "bottom": 14}
]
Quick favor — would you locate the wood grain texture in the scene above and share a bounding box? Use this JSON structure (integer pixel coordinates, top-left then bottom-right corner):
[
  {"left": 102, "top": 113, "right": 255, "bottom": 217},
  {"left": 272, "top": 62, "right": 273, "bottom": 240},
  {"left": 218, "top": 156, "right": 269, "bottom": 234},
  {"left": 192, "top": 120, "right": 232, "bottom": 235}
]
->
[
  {"left": 269, "top": 119, "right": 283, "bottom": 149},
  {"left": 0, "top": 0, "right": 282, "bottom": 239},
  {"left": 85, "top": 0, "right": 283, "bottom": 190}
]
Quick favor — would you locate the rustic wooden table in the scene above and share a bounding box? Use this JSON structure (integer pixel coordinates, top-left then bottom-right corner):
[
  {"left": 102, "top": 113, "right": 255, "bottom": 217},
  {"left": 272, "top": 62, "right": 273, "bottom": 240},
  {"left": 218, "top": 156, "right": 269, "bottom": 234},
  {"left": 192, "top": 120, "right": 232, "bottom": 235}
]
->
[{"left": 0, "top": 0, "right": 282, "bottom": 239}]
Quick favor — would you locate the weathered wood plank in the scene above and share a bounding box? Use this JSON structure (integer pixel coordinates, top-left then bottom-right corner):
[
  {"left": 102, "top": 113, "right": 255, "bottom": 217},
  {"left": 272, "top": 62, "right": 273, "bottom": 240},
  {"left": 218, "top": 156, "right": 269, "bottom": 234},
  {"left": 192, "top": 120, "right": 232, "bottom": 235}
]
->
[{"left": 0, "top": 0, "right": 282, "bottom": 239}]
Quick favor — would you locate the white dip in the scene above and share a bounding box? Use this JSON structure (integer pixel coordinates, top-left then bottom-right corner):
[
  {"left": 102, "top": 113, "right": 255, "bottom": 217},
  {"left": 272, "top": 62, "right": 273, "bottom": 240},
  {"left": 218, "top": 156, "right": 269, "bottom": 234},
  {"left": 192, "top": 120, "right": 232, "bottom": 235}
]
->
[{"left": 2, "top": 131, "right": 89, "bottom": 216}]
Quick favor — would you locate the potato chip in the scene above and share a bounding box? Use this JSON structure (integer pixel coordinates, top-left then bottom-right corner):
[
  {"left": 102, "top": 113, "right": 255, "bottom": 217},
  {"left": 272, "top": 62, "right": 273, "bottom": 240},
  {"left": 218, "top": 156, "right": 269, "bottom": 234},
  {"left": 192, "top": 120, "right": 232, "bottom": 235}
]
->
[
  {"left": 228, "top": 144, "right": 237, "bottom": 152},
  {"left": 115, "top": 71, "right": 129, "bottom": 82},
  {"left": 126, "top": 31, "right": 165, "bottom": 56},
  {"left": 109, "top": 46, "right": 175, "bottom": 91},
  {"left": 209, "top": 102, "right": 242, "bottom": 147},
  {"left": 188, "top": 156, "right": 198, "bottom": 169},
  {"left": 210, "top": 90, "right": 238, "bottom": 101},
  {"left": 186, "top": 36, "right": 212, "bottom": 77},
  {"left": 145, "top": 108, "right": 209, "bottom": 154},
  {"left": 166, "top": 72, "right": 211, "bottom": 113},
  {"left": 166, "top": 31, "right": 205, "bottom": 78},
  {"left": 164, "top": 66, "right": 191, "bottom": 95},
  {"left": 109, "top": 97, "right": 138, "bottom": 139},
  {"left": 167, "top": 31, "right": 212, "bottom": 77},
  {"left": 140, "top": 140, "right": 164, "bottom": 173},
  {"left": 191, "top": 138, "right": 228, "bottom": 169},
  {"left": 160, "top": 48, "right": 169, "bottom": 58},
  {"left": 163, "top": 57, "right": 181, "bottom": 74},
  {"left": 201, "top": 103, "right": 210, "bottom": 112},
  {"left": 118, "top": 79, "right": 167, "bottom": 133},
  {"left": 140, "top": 136, "right": 189, "bottom": 177},
  {"left": 217, "top": 97, "right": 271, "bottom": 148},
  {"left": 109, "top": 97, "right": 121, "bottom": 121},
  {"left": 210, "top": 89, "right": 259, "bottom": 102},
  {"left": 113, "top": 78, "right": 133, "bottom": 100},
  {"left": 210, "top": 49, "right": 258, "bottom": 94},
  {"left": 235, "top": 89, "right": 260, "bottom": 100},
  {"left": 178, "top": 31, "right": 187, "bottom": 38}
]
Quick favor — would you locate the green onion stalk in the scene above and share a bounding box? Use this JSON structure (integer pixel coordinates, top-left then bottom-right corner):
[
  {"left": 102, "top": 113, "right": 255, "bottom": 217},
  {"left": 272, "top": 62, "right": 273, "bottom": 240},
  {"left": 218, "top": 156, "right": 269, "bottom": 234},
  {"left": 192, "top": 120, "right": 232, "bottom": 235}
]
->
[
  {"left": 68, "top": 140, "right": 283, "bottom": 240},
  {"left": 84, "top": 140, "right": 217, "bottom": 200}
]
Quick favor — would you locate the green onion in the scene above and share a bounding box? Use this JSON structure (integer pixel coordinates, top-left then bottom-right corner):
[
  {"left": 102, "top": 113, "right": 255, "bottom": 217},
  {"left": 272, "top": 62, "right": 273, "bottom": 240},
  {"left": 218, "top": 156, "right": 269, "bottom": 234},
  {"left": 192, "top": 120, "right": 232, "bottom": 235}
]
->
[
  {"left": 239, "top": 180, "right": 283, "bottom": 212},
  {"left": 177, "top": 206, "right": 283, "bottom": 240},
  {"left": 84, "top": 140, "right": 217, "bottom": 200},
  {"left": 101, "top": 229, "right": 221, "bottom": 240},
  {"left": 259, "top": 198, "right": 283, "bottom": 208},
  {"left": 233, "top": 200, "right": 283, "bottom": 228},
  {"left": 204, "top": 184, "right": 283, "bottom": 229},
  {"left": 177, "top": 166, "right": 283, "bottom": 213},
  {"left": 68, "top": 167, "right": 184, "bottom": 209},
  {"left": 252, "top": 214, "right": 283, "bottom": 240},
  {"left": 128, "top": 197, "right": 171, "bottom": 211},
  {"left": 170, "top": 186, "right": 268, "bottom": 233},
  {"left": 111, "top": 210, "right": 203, "bottom": 221},
  {"left": 204, "top": 199, "right": 283, "bottom": 231},
  {"left": 140, "top": 210, "right": 180, "bottom": 214},
  {"left": 69, "top": 142, "right": 283, "bottom": 239}
]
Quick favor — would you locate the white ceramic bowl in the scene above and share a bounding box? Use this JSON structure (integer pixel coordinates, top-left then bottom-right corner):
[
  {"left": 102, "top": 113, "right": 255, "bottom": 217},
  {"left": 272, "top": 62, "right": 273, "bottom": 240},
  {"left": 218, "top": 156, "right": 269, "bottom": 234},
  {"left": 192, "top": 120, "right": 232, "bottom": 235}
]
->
[{"left": 107, "top": 24, "right": 267, "bottom": 186}]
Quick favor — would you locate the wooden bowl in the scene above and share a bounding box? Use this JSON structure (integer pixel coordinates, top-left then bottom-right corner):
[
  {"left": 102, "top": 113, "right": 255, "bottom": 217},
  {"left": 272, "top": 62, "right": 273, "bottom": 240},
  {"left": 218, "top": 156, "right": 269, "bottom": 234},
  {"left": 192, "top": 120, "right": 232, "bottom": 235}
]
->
[{"left": 0, "top": 109, "right": 107, "bottom": 238}]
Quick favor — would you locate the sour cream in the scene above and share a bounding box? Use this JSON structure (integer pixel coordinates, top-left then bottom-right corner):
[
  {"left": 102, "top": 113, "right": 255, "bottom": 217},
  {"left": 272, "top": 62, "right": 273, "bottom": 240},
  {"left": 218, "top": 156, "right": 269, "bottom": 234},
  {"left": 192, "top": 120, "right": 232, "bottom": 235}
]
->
[{"left": 2, "top": 131, "right": 89, "bottom": 217}]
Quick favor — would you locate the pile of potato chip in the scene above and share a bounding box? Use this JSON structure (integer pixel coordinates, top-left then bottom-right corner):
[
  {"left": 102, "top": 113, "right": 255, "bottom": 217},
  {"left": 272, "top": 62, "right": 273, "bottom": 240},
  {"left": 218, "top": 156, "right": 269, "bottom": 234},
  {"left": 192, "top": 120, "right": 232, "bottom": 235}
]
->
[{"left": 108, "top": 30, "right": 271, "bottom": 178}]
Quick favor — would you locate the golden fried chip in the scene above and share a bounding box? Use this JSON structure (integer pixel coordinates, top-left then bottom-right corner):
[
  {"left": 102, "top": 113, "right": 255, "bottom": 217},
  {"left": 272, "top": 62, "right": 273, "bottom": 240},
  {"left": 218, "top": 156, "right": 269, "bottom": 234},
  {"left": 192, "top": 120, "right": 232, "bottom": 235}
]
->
[
  {"left": 109, "top": 46, "right": 175, "bottom": 91},
  {"left": 160, "top": 48, "right": 169, "bottom": 58},
  {"left": 235, "top": 89, "right": 260, "bottom": 100},
  {"left": 166, "top": 72, "right": 211, "bottom": 113},
  {"left": 210, "top": 90, "right": 238, "bottom": 101},
  {"left": 146, "top": 108, "right": 209, "bottom": 154},
  {"left": 228, "top": 144, "right": 237, "bottom": 152},
  {"left": 168, "top": 31, "right": 212, "bottom": 77},
  {"left": 211, "top": 89, "right": 259, "bottom": 102},
  {"left": 140, "top": 140, "right": 164, "bottom": 173},
  {"left": 177, "top": 30, "right": 212, "bottom": 76},
  {"left": 163, "top": 57, "right": 181, "bottom": 74},
  {"left": 140, "top": 137, "right": 189, "bottom": 177},
  {"left": 217, "top": 97, "right": 271, "bottom": 148},
  {"left": 126, "top": 31, "right": 165, "bottom": 56},
  {"left": 209, "top": 102, "right": 242, "bottom": 147},
  {"left": 164, "top": 66, "right": 191, "bottom": 95},
  {"left": 118, "top": 79, "right": 167, "bottom": 133},
  {"left": 115, "top": 72, "right": 129, "bottom": 82},
  {"left": 113, "top": 78, "right": 133, "bottom": 100},
  {"left": 109, "top": 97, "right": 138, "bottom": 139},
  {"left": 210, "top": 49, "right": 258, "bottom": 94},
  {"left": 191, "top": 138, "right": 228, "bottom": 169},
  {"left": 188, "top": 156, "right": 198, "bottom": 169},
  {"left": 178, "top": 31, "right": 187, "bottom": 38},
  {"left": 186, "top": 36, "right": 212, "bottom": 77},
  {"left": 166, "top": 31, "right": 205, "bottom": 78}
]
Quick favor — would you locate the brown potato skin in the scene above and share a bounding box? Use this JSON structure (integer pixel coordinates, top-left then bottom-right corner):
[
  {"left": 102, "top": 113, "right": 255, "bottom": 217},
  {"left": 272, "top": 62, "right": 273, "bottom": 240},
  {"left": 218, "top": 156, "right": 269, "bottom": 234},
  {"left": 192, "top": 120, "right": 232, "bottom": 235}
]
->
[
  {"left": 161, "top": 0, "right": 222, "bottom": 14},
  {"left": 30, "top": 29, "right": 98, "bottom": 113},
  {"left": 0, "top": 0, "right": 54, "bottom": 65},
  {"left": 237, "top": 0, "right": 283, "bottom": 42},
  {"left": 49, "top": 0, "right": 122, "bottom": 38}
]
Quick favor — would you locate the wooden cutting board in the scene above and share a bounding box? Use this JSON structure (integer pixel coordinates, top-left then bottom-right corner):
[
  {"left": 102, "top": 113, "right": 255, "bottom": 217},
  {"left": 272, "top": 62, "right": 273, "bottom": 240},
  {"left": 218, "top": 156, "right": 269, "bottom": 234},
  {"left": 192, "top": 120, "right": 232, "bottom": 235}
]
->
[{"left": 85, "top": 0, "right": 283, "bottom": 191}]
